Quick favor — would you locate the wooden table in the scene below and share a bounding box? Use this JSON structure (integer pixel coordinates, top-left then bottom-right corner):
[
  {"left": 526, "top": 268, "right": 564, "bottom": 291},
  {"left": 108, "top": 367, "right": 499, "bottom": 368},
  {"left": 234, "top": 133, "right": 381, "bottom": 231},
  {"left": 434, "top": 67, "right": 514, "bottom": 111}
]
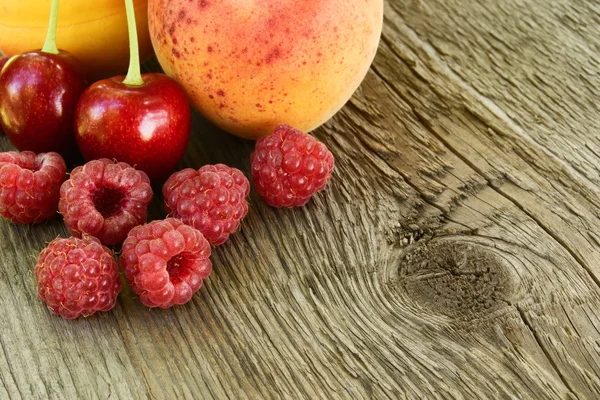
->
[{"left": 3, "top": 0, "right": 600, "bottom": 398}]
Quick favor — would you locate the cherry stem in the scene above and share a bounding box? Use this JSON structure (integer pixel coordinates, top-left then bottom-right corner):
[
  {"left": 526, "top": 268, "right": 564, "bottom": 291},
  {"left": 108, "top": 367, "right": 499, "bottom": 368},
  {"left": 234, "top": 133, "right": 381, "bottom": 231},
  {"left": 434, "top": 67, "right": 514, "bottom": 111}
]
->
[
  {"left": 122, "top": 0, "right": 144, "bottom": 86},
  {"left": 41, "top": 0, "right": 60, "bottom": 54}
]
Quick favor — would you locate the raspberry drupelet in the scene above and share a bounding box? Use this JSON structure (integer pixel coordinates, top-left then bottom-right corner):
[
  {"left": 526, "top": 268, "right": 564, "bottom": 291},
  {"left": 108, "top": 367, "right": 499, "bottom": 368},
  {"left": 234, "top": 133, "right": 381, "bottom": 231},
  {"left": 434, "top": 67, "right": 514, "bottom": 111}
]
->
[
  {"left": 59, "top": 159, "right": 153, "bottom": 246},
  {"left": 163, "top": 164, "right": 250, "bottom": 245},
  {"left": 0, "top": 151, "right": 66, "bottom": 223},
  {"left": 121, "top": 218, "right": 212, "bottom": 308},
  {"left": 250, "top": 124, "right": 334, "bottom": 207},
  {"left": 35, "top": 235, "right": 122, "bottom": 319}
]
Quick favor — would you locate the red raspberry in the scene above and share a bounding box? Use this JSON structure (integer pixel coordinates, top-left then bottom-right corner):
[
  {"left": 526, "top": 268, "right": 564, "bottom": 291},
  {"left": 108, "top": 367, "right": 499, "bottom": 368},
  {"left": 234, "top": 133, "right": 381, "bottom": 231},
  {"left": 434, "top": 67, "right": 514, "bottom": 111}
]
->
[
  {"left": 121, "top": 218, "right": 212, "bottom": 308},
  {"left": 0, "top": 151, "right": 66, "bottom": 223},
  {"left": 250, "top": 124, "right": 334, "bottom": 207},
  {"left": 59, "top": 159, "right": 153, "bottom": 246},
  {"left": 35, "top": 235, "right": 122, "bottom": 319},
  {"left": 163, "top": 164, "right": 250, "bottom": 245}
]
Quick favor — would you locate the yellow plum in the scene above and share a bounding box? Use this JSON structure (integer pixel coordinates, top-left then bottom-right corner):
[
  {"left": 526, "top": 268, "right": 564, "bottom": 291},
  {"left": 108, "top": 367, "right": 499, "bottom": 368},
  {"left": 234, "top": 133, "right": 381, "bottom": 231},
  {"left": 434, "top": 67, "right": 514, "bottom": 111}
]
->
[{"left": 0, "top": 0, "right": 153, "bottom": 79}]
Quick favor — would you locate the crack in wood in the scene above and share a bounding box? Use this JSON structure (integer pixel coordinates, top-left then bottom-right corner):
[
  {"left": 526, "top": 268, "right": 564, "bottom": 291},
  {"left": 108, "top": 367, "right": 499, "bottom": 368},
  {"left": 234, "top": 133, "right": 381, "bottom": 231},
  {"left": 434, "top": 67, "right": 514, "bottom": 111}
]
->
[{"left": 516, "top": 306, "right": 581, "bottom": 400}]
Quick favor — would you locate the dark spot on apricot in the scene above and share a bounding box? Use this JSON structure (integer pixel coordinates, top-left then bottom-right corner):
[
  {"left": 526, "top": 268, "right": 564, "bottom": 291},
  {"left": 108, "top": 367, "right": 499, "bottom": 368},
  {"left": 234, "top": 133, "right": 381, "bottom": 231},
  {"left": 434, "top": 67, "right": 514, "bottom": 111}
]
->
[
  {"left": 242, "top": 47, "right": 248, "bottom": 53},
  {"left": 269, "top": 100, "right": 273, "bottom": 104},
  {"left": 172, "top": 49, "right": 181, "bottom": 58},
  {"left": 209, "top": 94, "right": 214, "bottom": 99},
  {"left": 169, "top": 10, "right": 173, "bottom": 15},
  {"left": 317, "top": 52, "right": 322, "bottom": 57},
  {"left": 207, "top": 73, "right": 213, "bottom": 79},
  {"left": 207, "top": 46, "right": 213, "bottom": 52},
  {"left": 217, "top": 90, "right": 225, "bottom": 96},
  {"left": 186, "top": 18, "right": 192, "bottom": 24},
  {"left": 256, "top": 103, "right": 262, "bottom": 108},
  {"left": 173, "top": 38, "right": 178, "bottom": 44},
  {"left": 168, "top": 24, "right": 176, "bottom": 35},
  {"left": 199, "top": 0, "right": 208, "bottom": 8},
  {"left": 265, "top": 48, "right": 281, "bottom": 64},
  {"left": 178, "top": 10, "right": 186, "bottom": 20},
  {"left": 219, "top": 103, "right": 225, "bottom": 108},
  {"left": 190, "top": 37, "right": 195, "bottom": 42},
  {"left": 302, "top": 61, "right": 307, "bottom": 65}
]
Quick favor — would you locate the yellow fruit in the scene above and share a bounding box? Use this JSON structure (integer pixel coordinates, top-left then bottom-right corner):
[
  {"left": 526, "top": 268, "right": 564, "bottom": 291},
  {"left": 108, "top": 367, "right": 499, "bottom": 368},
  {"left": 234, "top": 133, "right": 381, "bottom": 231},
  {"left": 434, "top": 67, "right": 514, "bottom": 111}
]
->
[
  {"left": 148, "top": 0, "right": 383, "bottom": 139},
  {"left": 0, "top": 0, "right": 153, "bottom": 79}
]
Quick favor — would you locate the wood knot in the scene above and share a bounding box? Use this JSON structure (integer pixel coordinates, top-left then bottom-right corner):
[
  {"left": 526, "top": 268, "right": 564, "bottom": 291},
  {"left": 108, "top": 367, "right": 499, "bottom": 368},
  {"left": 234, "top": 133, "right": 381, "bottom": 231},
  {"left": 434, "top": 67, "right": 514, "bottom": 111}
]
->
[{"left": 398, "top": 240, "right": 514, "bottom": 321}]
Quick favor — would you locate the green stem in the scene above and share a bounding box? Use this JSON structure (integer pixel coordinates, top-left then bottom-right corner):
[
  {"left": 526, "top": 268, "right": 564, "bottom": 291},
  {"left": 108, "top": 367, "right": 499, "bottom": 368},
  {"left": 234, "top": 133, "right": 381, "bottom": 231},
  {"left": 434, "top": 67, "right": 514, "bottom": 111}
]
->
[
  {"left": 122, "top": 0, "right": 144, "bottom": 86},
  {"left": 41, "top": 0, "right": 60, "bottom": 54}
]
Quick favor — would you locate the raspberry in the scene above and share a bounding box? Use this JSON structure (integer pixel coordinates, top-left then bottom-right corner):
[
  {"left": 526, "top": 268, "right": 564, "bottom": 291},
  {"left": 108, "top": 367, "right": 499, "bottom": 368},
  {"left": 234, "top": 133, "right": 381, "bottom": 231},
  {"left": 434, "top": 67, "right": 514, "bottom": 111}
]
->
[
  {"left": 35, "top": 235, "right": 122, "bottom": 319},
  {"left": 121, "top": 218, "right": 212, "bottom": 308},
  {"left": 163, "top": 164, "right": 250, "bottom": 245},
  {"left": 0, "top": 151, "right": 66, "bottom": 223},
  {"left": 59, "top": 159, "right": 153, "bottom": 246},
  {"left": 250, "top": 124, "right": 334, "bottom": 207}
]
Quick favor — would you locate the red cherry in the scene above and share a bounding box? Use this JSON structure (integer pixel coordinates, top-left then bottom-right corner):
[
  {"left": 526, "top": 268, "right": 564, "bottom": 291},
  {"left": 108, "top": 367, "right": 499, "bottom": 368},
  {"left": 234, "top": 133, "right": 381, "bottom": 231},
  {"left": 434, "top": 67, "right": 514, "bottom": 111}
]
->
[
  {"left": 75, "top": 73, "right": 191, "bottom": 182},
  {"left": 0, "top": 51, "right": 86, "bottom": 155},
  {"left": 0, "top": 56, "right": 9, "bottom": 135},
  {"left": 74, "top": 0, "right": 190, "bottom": 182},
  {"left": 0, "top": 1, "right": 87, "bottom": 156}
]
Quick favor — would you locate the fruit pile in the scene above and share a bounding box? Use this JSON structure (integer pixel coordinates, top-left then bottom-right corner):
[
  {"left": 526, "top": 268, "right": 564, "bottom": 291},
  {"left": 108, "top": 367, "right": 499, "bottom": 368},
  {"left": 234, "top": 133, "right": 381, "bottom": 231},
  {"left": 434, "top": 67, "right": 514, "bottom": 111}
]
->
[{"left": 0, "top": 0, "right": 336, "bottom": 319}]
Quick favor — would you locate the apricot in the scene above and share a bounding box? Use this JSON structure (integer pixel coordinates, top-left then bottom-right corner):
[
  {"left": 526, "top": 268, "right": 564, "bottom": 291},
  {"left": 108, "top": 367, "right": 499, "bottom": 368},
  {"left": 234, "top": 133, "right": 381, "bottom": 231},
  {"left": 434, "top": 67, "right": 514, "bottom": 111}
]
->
[
  {"left": 0, "top": 0, "right": 153, "bottom": 79},
  {"left": 148, "top": 0, "right": 383, "bottom": 139}
]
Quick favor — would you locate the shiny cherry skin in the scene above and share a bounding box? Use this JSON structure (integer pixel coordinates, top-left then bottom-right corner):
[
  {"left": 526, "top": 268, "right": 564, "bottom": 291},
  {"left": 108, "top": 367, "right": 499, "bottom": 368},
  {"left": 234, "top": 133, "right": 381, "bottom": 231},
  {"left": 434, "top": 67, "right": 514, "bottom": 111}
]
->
[
  {"left": 0, "top": 56, "right": 8, "bottom": 135},
  {"left": 0, "top": 51, "right": 87, "bottom": 156},
  {"left": 75, "top": 73, "right": 191, "bottom": 182},
  {"left": 0, "top": 57, "right": 8, "bottom": 71}
]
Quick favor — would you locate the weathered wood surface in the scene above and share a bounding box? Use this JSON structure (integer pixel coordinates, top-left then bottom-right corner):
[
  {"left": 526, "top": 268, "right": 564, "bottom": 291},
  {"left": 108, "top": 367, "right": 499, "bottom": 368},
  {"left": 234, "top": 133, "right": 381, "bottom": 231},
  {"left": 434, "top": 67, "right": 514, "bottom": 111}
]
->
[{"left": 2, "top": 0, "right": 600, "bottom": 398}]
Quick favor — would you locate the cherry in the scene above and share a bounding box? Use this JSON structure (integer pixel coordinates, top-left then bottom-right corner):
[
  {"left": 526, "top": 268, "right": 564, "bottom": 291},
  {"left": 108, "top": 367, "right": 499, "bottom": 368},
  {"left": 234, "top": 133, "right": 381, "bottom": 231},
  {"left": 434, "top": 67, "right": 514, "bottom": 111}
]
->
[
  {"left": 0, "top": 56, "right": 9, "bottom": 135},
  {"left": 75, "top": 0, "right": 190, "bottom": 182},
  {"left": 0, "top": 0, "right": 87, "bottom": 156}
]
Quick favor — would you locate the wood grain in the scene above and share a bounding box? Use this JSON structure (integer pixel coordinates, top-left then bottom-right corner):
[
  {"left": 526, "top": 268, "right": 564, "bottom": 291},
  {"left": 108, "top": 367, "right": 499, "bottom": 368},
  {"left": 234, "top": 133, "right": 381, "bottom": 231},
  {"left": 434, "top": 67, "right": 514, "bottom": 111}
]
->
[{"left": 2, "top": 0, "right": 600, "bottom": 398}]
